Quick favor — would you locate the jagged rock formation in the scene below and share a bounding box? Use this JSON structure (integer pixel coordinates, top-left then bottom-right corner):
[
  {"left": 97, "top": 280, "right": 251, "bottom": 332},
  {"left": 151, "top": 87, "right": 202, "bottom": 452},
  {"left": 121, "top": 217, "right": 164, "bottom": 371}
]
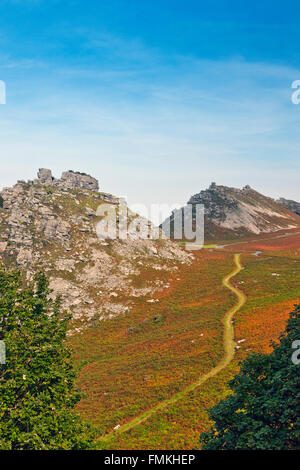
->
[
  {"left": 277, "top": 197, "right": 300, "bottom": 216},
  {"left": 163, "top": 183, "right": 300, "bottom": 242},
  {"left": 36, "top": 168, "right": 99, "bottom": 191},
  {"left": 37, "top": 168, "right": 53, "bottom": 184},
  {"left": 0, "top": 170, "right": 192, "bottom": 333}
]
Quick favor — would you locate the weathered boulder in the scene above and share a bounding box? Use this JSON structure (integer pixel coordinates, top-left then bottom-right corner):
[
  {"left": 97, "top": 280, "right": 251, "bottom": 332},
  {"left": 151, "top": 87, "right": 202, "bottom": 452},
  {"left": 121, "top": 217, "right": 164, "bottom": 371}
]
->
[{"left": 37, "top": 168, "right": 53, "bottom": 184}]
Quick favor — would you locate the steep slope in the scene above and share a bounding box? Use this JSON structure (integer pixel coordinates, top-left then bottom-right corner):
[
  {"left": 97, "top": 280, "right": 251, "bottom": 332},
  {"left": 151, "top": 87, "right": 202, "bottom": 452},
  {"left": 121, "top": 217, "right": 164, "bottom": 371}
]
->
[
  {"left": 0, "top": 169, "right": 192, "bottom": 333},
  {"left": 163, "top": 183, "right": 300, "bottom": 242}
]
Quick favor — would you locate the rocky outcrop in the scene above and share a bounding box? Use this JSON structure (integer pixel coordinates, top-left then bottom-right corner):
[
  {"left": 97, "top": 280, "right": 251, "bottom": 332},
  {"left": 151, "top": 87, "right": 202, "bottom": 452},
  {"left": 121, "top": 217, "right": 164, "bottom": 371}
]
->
[
  {"left": 59, "top": 171, "right": 99, "bottom": 191},
  {"left": 188, "top": 184, "right": 239, "bottom": 222},
  {"left": 163, "top": 183, "right": 300, "bottom": 242},
  {"left": 0, "top": 169, "right": 192, "bottom": 332},
  {"left": 37, "top": 168, "right": 53, "bottom": 184},
  {"left": 36, "top": 169, "right": 99, "bottom": 191}
]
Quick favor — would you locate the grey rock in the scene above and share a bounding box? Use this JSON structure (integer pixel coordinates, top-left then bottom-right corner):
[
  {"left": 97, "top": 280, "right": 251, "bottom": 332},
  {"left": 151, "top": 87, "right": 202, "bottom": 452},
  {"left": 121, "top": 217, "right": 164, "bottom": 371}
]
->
[
  {"left": 37, "top": 218, "right": 70, "bottom": 241},
  {"left": 0, "top": 169, "right": 192, "bottom": 332},
  {"left": 163, "top": 183, "right": 300, "bottom": 238},
  {"left": 16, "top": 248, "right": 33, "bottom": 267},
  {"left": 37, "top": 168, "right": 53, "bottom": 184},
  {"left": 60, "top": 171, "right": 99, "bottom": 191},
  {"left": 36, "top": 169, "right": 99, "bottom": 192}
]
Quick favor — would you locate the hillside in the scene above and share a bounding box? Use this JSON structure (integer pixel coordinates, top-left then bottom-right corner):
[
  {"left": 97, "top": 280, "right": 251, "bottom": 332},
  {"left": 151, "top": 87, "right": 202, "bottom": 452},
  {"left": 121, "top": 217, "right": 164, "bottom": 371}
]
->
[
  {"left": 163, "top": 183, "right": 300, "bottom": 243},
  {"left": 277, "top": 197, "right": 300, "bottom": 216},
  {"left": 1, "top": 170, "right": 300, "bottom": 449},
  {"left": 0, "top": 169, "right": 192, "bottom": 333}
]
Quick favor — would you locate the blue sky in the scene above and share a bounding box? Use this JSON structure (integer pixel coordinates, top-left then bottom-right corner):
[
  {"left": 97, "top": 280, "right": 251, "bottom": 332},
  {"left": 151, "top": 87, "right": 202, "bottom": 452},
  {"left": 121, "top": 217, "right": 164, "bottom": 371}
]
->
[{"left": 1, "top": 0, "right": 300, "bottom": 211}]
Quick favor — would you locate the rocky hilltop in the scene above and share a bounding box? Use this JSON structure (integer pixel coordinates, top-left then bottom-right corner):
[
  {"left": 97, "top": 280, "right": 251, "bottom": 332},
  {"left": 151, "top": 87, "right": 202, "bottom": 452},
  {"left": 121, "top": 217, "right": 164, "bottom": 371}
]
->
[
  {"left": 36, "top": 168, "right": 99, "bottom": 191},
  {"left": 0, "top": 170, "right": 191, "bottom": 333},
  {"left": 164, "top": 183, "right": 300, "bottom": 242}
]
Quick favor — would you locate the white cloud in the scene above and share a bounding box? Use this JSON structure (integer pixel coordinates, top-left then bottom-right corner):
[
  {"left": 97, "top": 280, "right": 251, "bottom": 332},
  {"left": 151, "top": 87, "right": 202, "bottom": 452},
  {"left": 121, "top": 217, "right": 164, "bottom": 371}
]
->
[{"left": 1, "top": 43, "right": 300, "bottom": 208}]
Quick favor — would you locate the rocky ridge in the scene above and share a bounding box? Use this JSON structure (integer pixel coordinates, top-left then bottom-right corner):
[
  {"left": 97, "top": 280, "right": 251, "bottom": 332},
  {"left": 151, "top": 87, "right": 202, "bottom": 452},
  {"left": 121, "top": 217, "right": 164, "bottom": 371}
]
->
[
  {"left": 36, "top": 168, "right": 99, "bottom": 191},
  {"left": 164, "top": 183, "right": 300, "bottom": 242}
]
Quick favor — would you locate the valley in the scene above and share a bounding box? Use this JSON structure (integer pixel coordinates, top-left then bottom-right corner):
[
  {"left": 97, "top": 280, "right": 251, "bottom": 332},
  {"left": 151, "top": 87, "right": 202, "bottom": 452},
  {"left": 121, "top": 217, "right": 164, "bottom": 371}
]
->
[
  {"left": 1, "top": 171, "right": 299, "bottom": 449},
  {"left": 70, "top": 230, "right": 300, "bottom": 449}
]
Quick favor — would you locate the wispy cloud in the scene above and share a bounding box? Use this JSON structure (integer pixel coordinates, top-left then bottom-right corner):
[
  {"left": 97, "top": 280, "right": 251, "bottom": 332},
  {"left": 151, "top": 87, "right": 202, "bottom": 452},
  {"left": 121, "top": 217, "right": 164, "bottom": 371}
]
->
[{"left": 1, "top": 30, "right": 300, "bottom": 206}]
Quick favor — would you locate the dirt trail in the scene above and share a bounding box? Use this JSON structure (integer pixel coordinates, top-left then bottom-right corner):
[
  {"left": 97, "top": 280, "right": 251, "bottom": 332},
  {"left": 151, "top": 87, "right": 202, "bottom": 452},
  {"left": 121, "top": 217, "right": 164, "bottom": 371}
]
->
[{"left": 100, "top": 253, "right": 246, "bottom": 441}]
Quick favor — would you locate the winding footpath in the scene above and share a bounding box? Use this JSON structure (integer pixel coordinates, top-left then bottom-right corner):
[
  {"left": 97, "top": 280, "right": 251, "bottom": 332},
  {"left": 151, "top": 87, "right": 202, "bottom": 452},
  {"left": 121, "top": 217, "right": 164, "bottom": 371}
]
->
[{"left": 100, "top": 253, "right": 246, "bottom": 441}]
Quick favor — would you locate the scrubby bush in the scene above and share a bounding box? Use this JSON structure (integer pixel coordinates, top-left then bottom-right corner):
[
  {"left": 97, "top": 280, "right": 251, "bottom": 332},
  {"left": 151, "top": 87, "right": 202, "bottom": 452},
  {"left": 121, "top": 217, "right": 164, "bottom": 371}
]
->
[{"left": 200, "top": 305, "right": 300, "bottom": 450}]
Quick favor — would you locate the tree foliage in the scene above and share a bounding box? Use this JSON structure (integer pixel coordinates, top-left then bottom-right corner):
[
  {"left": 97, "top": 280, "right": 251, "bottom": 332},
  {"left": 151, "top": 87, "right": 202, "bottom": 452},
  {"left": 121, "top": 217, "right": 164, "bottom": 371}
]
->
[
  {"left": 200, "top": 305, "right": 300, "bottom": 450},
  {"left": 0, "top": 270, "right": 94, "bottom": 449}
]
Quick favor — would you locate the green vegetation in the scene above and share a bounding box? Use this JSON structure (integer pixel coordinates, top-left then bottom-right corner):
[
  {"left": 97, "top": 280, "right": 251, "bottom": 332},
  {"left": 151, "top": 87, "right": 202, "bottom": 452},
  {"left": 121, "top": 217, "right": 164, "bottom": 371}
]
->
[
  {"left": 200, "top": 305, "right": 300, "bottom": 450},
  {"left": 71, "top": 251, "right": 236, "bottom": 448},
  {"left": 0, "top": 270, "right": 95, "bottom": 450}
]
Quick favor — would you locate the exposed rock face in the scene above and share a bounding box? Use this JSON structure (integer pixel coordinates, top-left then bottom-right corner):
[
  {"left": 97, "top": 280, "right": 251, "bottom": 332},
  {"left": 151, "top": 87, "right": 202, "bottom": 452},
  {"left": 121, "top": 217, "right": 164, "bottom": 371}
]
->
[
  {"left": 60, "top": 171, "right": 99, "bottom": 191},
  {"left": 277, "top": 198, "right": 300, "bottom": 216},
  {"left": 163, "top": 183, "right": 300, "bottom": 242},
  {"left": 36, "top": 169, "right": 99, "bottom": 191},
  {"left": 37, "top": 168, "right": 53, "bottom": 184},
  {"left": 0, "top": 170, "right": 192, "bottom": 332}
]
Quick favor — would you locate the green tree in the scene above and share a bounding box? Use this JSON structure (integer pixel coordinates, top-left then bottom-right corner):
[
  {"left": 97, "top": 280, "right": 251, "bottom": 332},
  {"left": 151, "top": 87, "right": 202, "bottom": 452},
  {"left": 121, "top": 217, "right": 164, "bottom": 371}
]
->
[
  {"left": 200, "top": 305, "right": 300, "bottom": 450},
  {"left": 0, "top": 270, "right": 94, "bottom": 449}
]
